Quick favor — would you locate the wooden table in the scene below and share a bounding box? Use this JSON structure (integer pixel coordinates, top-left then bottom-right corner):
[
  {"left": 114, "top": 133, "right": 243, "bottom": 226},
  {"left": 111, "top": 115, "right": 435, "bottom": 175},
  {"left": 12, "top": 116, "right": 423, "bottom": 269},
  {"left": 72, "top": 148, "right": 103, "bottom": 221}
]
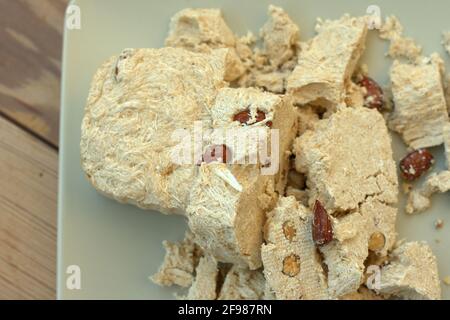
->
[{"left": 0, "top": 0, "right": 68, "bottom": 299}]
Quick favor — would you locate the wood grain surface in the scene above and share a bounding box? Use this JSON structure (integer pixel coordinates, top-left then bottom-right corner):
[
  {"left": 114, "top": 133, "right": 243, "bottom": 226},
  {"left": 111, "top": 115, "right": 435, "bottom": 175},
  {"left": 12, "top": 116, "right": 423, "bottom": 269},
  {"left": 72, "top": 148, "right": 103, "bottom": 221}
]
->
[
  {"left": 0, "top": 0, "right": 68, "bottom": 147},
  {"left": 0, "top": 0, "right": 67, "bottom": 299},
  {"left": 0, "top": 116, "right": 58, "bottom": 299}
]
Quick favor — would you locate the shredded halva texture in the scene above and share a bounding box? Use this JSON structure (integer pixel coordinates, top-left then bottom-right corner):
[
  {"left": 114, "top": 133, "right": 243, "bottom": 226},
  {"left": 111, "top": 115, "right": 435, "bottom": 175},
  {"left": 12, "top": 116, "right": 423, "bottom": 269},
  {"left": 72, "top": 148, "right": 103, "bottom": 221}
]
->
[{"left": 80, "top": 6, "right": 445, "bottom": 300}]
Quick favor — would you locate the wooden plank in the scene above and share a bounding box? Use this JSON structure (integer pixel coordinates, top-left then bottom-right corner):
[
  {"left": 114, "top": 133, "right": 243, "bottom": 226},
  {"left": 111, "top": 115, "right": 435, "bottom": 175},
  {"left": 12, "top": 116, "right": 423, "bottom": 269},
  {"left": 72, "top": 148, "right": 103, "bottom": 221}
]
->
[
  {"left": 0, "top": 116, "right": 58, "bottom": 300},
  {"left": 0, "top": 0, "right": 69, "bottom": 147}
]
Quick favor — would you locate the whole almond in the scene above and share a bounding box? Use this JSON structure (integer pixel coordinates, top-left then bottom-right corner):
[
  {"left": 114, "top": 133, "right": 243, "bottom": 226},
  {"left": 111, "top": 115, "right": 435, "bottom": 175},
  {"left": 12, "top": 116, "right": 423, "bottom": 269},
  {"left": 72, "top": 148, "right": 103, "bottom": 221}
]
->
[
  {"left": 233, "top": 109, "right": 270, "bottom": 126},
  {"left": 399, "top": 149, "right": 434, "bottom": 181},
  {"left": 358, "top": 76, "right": 384, "bottom": 111},
  {"left": 312, "top": 200, "right": 333, "bottom": 246}
]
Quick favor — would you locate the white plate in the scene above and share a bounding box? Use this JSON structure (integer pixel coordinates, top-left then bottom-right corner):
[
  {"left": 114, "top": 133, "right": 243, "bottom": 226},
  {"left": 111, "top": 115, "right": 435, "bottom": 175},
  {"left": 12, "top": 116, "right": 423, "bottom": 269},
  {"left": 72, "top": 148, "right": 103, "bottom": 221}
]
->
[{"left": 58, "top": 0, "right": 450, "bottom": 299}]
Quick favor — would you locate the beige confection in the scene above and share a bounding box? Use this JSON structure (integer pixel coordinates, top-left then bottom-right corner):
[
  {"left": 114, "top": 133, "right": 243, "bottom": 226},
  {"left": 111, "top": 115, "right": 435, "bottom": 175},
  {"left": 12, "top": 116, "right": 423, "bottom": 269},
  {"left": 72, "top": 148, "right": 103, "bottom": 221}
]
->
[
  {"left": 442, "top": 31, "right": 450, "bottom": 56},
  {"left": 218, "top": 266, "right": 266, "bottom": 300},
  {"left": 345, "top": 81, "right": 366, "bottom": 108},
  {"left": 151, "top": 232, "right": 202, "bottom": 288},
  {"left": 444, "top": 122, "right": 450, "bottom": 169},
  {"left": 406, "top": 171, "right": 450, "bottom": 214},
  {"left": 379, "top": 16, "right": 403, "bottom": 40},
  {"left": 389, "top": 58, "right": 449, "bottom": 149},
  {"left": 261, "top": 197, "right": 329, "bottom": 300},
  {"left": 209, "top": 87, "right": 298, "bottom": 194},
  {"left": 81, "top": 47, "right": 229, "bottom": 215},
  {"left": 377, "top": 241, "right": 441, "bottom": 300},
  {"left": 446, "top": 74, "right": 450, "bottom": 115},
  {"left": 165, "top": 8, "right": 245, "bottom": 82},
  {"left": 239, "top": 6, "right": 300, "bottom": 93},
  {"left": 260, "top": 5, "right": 300, "bottom": 68},
  {"left": 296, "top": 105, "right": 320, "bottom": 136},
  {"left": 287, "top": 15, "right": 367, "bottom": 108},
  {"left": 379, "top": 16, "right": 422, "bottom": 62},
  {"left": 360, "top": 197, "right": 398, "bottom": 255},
  {"left": 320, "top": 212, "right": 371, "bottom": 298},
  {"left": 293, "top": 108, "right": 398, "bottom": 297},
  {"left": 166, "top": 8, "right": 236, "bottom": 49},
  {"left": 322, "top": 198, "right": 397, "bottom": 298},
  {"left": 285, "top": 187, "right": 309, "bottom": 206},
  {"left": 187, "top": 163, "right": 272, "bottom": 270},
  {"left": 186, "top": 254, "right": 219, "bottom": 300},
  {"left": 388, "top": 37, "right": 422, "bottom": 61},
  {"left": 295, "top": 108, "right": 398, "bottom": 213},
  {"left": 186, "top": 88, "right": 297, "bottom": 270}
]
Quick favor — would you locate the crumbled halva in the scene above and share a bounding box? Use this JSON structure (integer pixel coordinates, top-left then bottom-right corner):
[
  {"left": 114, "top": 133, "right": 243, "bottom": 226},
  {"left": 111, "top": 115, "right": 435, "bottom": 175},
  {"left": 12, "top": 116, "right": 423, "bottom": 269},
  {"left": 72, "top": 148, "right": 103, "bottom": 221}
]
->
[
  {"left": 261, "top": 197, "right": 329, "bottom": 300},
  {"left": 406, "top": 171, "right": 450, "bottom": 214},
  {"left": 389, "top": 58, "right": 449, "bottom": 149},
  {"left": 165, "top": 8, "right": 246, "bottom": 82},
  {"left": 320, "top": 212, "right": 371, "bottom": 298},
  {"left": 377, "top": 241, "right": 441, "bottom": 300},
  {"left": 151, "top": 232, "right": 202, "bottom": 287},
  {"left": 260, "top": 5, "right": 300, "bottom": 68},
  {"left": 238, "top": 6, "right": 300, "bottom": 93},
  {"left": 186, "top": 254, "right": 219, "bottom": 300},
  {"left": 218, "top": 266, "right": 266, "bottom": 300},
  {"left": 287, "top": 15, "right": 367, "bottom": 108},
  {"left": 379, "top": 16, "right": 422, "bottom": 62}
]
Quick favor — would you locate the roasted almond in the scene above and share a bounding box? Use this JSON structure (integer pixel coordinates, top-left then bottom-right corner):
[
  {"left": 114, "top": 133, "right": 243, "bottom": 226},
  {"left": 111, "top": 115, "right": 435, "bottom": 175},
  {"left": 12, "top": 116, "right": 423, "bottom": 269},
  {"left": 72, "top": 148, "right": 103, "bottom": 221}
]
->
[
  {"left": 358, "top": 76, "right": 384, "bottom": 111},
  {"left": 399, "top": 149, "right": 434, "bottom": 181},
  {"left": 312, "top": 200, "right": 333, "bottom": 246},
  {"left": 233, "top": 109, "right": 270, "bottom": 126}
]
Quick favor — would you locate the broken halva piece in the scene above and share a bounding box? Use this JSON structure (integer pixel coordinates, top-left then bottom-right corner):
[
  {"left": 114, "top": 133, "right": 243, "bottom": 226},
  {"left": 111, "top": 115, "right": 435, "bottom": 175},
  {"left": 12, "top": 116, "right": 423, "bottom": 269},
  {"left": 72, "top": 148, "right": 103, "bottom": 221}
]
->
[
  {"left": 165, "top": 8, "right": 246, "bottom": 82},
  {"left": 261, "top": 197, "right": 329, "bottom": 300},
  {"left": 294, "top": 108, "right": 399, "bottom": 297},
  {"left": 406, "top": 171, "right": 450, "bottom": 214},
  {"left": 377, "top": 241, "right": 441, "bottom": 300},
  {"left": 295, "top": 107, "right": 398, "bottom": 213},
  {"left": 185, "top": 253, "right": 219, "bottom": 300},
  {"left": 187, "top": 88, "right": 297, "bottom": 270},
  {"left": 287, "top": 15, "right": 367, "bottom": 108},
  {"left": 218, "top": 266, "right": 266, "bottom": 300},
  {"left": 379, "top": 16, "right": 422, "bottom": 62},
  {"left": 260, "top": 5, "right": 300, "bottom": 69},
  {"left": 238, "top": 5, "right": 301, "bottom": 94},
  {"left": 151, "top": 231, "right": 202, "bottom": 288},
  {"left": 389, "top": 57, "right": 449, "bottom": 149}
]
